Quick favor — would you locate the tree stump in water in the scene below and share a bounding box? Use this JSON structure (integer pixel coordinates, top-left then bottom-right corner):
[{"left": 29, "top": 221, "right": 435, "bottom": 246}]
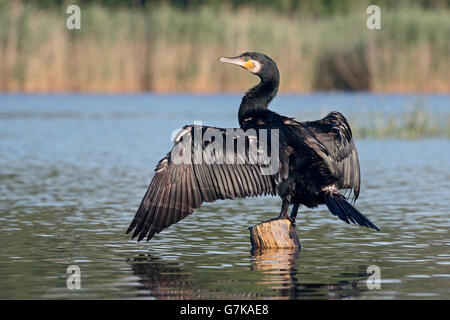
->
[{"left": 249, "top": 219, "right": 300, "bottom": 249}]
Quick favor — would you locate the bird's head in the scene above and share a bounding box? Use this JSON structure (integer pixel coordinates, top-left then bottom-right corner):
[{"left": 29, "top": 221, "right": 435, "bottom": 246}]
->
[{"left": 218, "top": 52, "right": 279, "bottom": 82}]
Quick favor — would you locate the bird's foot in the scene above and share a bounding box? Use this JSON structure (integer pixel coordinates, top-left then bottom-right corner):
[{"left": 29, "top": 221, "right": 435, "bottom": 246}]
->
[
  {"left": 287, "top": 216, "right": 296, "bottom": 226},
  {"left": 273, "top": 215, "right": 296, "bottom": 226}
]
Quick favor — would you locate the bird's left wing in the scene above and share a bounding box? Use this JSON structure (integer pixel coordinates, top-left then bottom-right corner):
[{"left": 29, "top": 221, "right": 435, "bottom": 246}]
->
[
  {"left": 304, "top": 111, "right": 361, "bottom": 200},
  {"left": 127, "top": 124, "right": 285, "bottom": 241}
]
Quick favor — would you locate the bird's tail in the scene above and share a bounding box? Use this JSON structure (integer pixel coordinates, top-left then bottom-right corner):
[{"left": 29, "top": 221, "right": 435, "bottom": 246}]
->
[{"left": 325, "top": 194, "right": 379, "bottom": 231}]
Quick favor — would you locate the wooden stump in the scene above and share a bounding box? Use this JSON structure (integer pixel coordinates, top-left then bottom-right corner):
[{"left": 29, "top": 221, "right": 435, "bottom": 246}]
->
[{"left": 249, "top": 219, "right": 300, "bottom": 249}]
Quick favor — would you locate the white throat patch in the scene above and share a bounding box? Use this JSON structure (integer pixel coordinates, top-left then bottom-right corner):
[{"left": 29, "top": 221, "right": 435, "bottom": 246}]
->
[{"left": 250, "top": 59, "right": 261, "bottom": 73}]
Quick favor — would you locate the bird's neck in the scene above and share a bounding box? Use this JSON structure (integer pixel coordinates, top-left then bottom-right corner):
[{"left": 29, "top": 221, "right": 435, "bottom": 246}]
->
[{"left": 238, "top": 77, "right": 279, "bottom": 126}]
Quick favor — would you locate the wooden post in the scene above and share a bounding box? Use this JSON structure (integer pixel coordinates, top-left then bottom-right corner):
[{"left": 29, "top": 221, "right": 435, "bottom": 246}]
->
[{"left": 249, "top": 218, "right": 300, "bottom": 249}]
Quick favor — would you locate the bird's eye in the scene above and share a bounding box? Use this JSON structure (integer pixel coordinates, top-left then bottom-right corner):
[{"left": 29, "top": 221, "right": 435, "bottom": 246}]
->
[{"left": 244, "top": 57, "right": 249, "bottom": 61}]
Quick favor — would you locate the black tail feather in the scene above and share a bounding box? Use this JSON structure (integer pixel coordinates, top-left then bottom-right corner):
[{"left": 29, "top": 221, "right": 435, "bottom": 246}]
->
[{"left": 325, "top": 195, "right": 379, "bottom": 231}]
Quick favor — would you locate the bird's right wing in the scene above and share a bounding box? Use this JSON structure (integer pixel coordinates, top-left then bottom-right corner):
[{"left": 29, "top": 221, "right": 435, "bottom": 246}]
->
[{"left": 127, "top": 124, "right": 287, "bottom": 241}]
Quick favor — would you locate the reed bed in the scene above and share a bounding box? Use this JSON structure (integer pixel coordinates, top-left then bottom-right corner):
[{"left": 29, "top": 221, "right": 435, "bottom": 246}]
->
[
  {"left": 0, "top": 2, "right": 449, "bottom": 93},
  {"left": 293, "top": 103, "right": 450, "bottom": 139},
  {"left": 350, "top": 108, "right": 450, "bottom": 139}
]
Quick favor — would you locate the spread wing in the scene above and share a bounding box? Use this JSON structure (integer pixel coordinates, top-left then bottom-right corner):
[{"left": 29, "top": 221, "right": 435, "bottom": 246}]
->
[
  {"left": 127, "top": 124, "right": 286, "bottom": 241},
  {"left": 304, "top": 111, "right": 361, "bottom": 200}
]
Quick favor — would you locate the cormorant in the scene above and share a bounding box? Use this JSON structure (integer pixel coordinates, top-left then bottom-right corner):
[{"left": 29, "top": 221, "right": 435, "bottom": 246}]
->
[{"left": 127, "top": 52, "right": 379, "bottom": 242}]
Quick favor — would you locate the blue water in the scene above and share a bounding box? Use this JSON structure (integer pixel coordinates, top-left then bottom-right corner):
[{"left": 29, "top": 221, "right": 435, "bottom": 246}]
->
[{"left": 0, "top": 93, "right": 449, "bottom": 299}]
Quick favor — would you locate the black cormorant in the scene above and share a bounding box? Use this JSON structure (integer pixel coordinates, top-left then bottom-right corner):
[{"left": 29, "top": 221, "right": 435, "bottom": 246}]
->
[{"left": 127, "top": 52, "right": 379, "bottom": 242}]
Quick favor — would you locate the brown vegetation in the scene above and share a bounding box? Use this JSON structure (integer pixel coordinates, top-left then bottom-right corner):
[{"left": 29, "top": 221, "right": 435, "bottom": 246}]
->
[{"left": 0, "top": 2, "right": 448, "bottom": 93}]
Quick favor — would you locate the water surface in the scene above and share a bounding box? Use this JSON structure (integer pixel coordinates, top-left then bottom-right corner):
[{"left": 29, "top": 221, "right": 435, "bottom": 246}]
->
[{"left": 0, "top": 93, "right": 449, "bottom": 299}]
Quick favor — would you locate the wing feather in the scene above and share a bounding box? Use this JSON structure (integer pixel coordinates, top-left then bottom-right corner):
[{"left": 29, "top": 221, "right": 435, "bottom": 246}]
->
[
  {"left": 127, "top": 125, "right": 282, "bottom": 241},
  {"left": 304, "top": 111, "right": 361, "bottom": 201}
]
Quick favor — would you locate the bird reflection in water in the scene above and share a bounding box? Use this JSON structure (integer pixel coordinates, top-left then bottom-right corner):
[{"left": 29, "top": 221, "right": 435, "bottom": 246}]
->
[
  {"left": 129, "top": 252, "right": 369, "bottom": 299},
  {"left": 129, "top": 254, "right": 194, "bottom": 299},
  {"left": 251, "top": 248, "right": 367, "bottom": 299}
]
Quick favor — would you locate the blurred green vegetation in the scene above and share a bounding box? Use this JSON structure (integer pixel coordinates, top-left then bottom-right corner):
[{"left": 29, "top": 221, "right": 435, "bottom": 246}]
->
[
  {"left": 0, "top": 0, "right": 449, "bottom": 92},
  {"left": 352, "top": 108, "right": 450, "bottom": 139},
  {"left": 13, "top": 0, "right": 450, "bottom": 13},
  {"left": 292, "top": 102, "right": 450, "bottom": 139}
]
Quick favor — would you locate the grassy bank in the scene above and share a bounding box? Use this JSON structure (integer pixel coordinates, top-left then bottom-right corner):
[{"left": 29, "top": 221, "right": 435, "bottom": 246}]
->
[
  {"left": 349, "top": 108, "right": 450, "bottom": 139},
  {"left": 0, "top": 2, "right": 449, "bottom": 93}
]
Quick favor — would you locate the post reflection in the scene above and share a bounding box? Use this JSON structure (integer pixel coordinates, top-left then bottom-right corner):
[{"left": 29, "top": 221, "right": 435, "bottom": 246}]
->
[{"left": 251, "top": 248, "right": 300, "bottom": 299}]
